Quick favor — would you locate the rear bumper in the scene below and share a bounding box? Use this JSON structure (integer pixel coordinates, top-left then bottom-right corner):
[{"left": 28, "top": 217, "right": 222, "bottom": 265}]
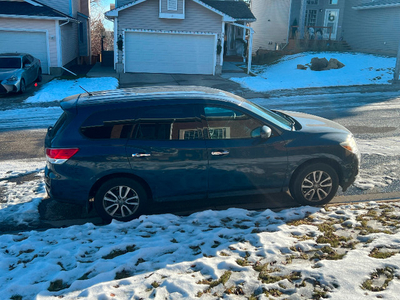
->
[{"left": 45, "top": 165, "right": 90, "bottom": 205}]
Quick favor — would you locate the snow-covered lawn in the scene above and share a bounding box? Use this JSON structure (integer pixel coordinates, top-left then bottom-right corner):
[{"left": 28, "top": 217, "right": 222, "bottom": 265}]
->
[
  {"left": 231, "top": 52, "right": 395, "bottom": 92},
  {"left": 26, "top": 77, "right": 119, "bottom": 103},
  {"left": 1, "top": 157, "right": 400, "bottom": 299},
  {"left": 1, "top": 199, "right": 400, "bottom": 299}
]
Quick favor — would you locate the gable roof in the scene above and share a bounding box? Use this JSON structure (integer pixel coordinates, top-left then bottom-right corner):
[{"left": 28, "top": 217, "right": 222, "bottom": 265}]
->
[
  {"left": 202, "top": 0, "right": 255, "bottom": 21},
  {"left": 105, "top": 0, "right": 249, "bottom": 22},
  {"left": 0, "top": 0, "right": 75, "bottom": 20},
  {"left": 352, "top": 0, "right": 400, "bottom": 10}
]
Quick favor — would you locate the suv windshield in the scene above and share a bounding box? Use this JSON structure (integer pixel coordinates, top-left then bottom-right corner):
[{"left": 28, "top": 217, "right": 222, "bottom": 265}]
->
[
  {"left": 0, "top": 57, "right": 21, "bottom": 69},
  {"left": 241, "top": 101, "right": 293, "bottom": 131}
]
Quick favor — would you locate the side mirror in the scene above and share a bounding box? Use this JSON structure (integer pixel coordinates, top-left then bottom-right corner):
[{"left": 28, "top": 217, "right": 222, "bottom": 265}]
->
[
  {"left": 24, "top": 63, "right": 32, "bottom": 69},
  {"left": 260, "top": 125, "right": 272, "bottom": 139}
]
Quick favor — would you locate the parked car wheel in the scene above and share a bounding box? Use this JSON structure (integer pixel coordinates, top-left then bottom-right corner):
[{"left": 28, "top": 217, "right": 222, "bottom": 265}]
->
[
  {"left": 290, "top": 163, "right": 339, "bottom": 205},
  {"left": 19, "top": 79, "right": 26, "bottom": 94},
  {"left": 94, "top": 178, "right": 147, "bottom": 221},
  {"left": 36, "top": 69, "right": 42, "bottom": 82}
]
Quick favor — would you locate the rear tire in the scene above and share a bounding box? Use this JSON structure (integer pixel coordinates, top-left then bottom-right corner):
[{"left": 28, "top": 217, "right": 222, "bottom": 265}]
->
[
  {"left": 94, "top": 178, "right": 147, "bottom": 221},
  {"left": 290, "top": 163, "right": 339, "bottom": 206}
]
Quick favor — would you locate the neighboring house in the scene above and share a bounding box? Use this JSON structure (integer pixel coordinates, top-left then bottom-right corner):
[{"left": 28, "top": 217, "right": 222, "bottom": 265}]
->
[
  {"left": 105, "top": 0, "right": 255, "bottom": 75},
  {"left": 251, "top": 0, "right": 292, "bottom": 52},
  {"left": 0, "top": 0, "right": 91, "bottom": 75},
  {"left": 252, "top": 0, "right": 400, "bottom": 56},
  {"left": 341, "top": 0, "right": 400, "bottom": 55}
]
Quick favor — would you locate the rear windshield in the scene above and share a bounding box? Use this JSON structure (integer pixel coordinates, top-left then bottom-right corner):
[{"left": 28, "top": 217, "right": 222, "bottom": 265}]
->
[
  {"left": 0, "top": 57, "right": 21, "bottom": 69},
  {"left": 50, "top": 112, "right": 68, "bottom": 138}
]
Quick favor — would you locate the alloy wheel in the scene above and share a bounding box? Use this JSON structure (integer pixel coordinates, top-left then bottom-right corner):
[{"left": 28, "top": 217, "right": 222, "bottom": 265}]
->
[
  {"left": 103, "top": 185, "right": 140, "bottom": 218},
  {"left": 301, "top": 170, "right": 333, "bottom": 202}
]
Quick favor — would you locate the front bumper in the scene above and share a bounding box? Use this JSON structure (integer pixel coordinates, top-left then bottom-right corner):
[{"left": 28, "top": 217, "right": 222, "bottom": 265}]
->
[
  {"left": 340, "top": 152, "right": 360, "bottom": 191},
  {"left": 0, "top": 80, "right": 19, "bottom": 94}
]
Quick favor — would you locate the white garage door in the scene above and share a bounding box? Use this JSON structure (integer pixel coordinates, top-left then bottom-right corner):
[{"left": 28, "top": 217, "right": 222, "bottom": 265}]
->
[
  {"left": 125, "top": 32, "right": 215, "bottom": 75},
  {"left": 0, "top": 30, "right": 49, "bottom": 74}
]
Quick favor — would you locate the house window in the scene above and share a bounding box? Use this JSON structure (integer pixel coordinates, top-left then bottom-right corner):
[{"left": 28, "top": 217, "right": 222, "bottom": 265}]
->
[
  {"left": 307, "top": 0, "right": 318, "bottom": 4},
  {"left": 79, "top": 23, "right": 84, "bottom": 43},
  {"left": 305, "top": 10, "right": 317, "bottom": 27},
  {"left": 330, "top": 0, "right": 338, "bottom": 4},
  {"left": 167, "top": 0, "right": 178, "bottom": 11}
]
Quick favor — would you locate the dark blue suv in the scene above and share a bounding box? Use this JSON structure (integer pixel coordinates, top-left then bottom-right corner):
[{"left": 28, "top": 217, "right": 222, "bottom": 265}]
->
[{"left": 45, "top": 86, "right": 359, "bottom": 221}]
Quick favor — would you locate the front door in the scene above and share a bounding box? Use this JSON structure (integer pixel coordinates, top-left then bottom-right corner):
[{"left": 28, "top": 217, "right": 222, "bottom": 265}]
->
[
  {"left": 202, "top": 105, "right": 288, "bottom": 197},
  {"left": 126, "top": 104, "right": 208, "bottom": 201},
  {"left": 324, "top": 9, "right": 339, "bottom": 40}
]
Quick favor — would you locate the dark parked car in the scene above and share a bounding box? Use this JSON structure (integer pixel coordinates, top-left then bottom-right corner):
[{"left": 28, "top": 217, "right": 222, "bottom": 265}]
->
[
  {"left": 0, "top": 53, "right": 42, "bottom": 94},
  {"left": 45, "top": 86, "right": 359, "bottom": 221}
]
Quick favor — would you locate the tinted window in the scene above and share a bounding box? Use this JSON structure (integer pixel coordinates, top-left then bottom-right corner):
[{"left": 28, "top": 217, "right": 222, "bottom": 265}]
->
[
  {"left": 132, "top": 105, "right": 203, "bottom": 140},
  {"left": 0, "top": 57, "right": 21, "bottom": 69},
  {"left": 204, "top": 106, "right": 262, "bottom": 139},
  {"left": 80, "top": 109, "right": 136, "bottom": 139}
]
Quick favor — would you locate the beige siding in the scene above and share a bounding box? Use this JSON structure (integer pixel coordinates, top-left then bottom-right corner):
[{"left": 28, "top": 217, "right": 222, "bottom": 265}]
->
[
  {"left": 0, "top": 18, "right": 58, "bottom": 68},
  {"left": 118, "top": 0, "right": 222, "bottom": 34},
  {"left": 251, "top": 0, "right": 291, "bottom": 52},
  {"left": 61, "top": 22, "right": 79, "bottom": 65},
  {"left": 342, "top": 0, "right": 400, "bottom": 55},
  {"left": 39, "top": 0, "right": 71, "bottom": 15},
  {"left": 160, "top": 0, "right": 184, "bottom": 14}
]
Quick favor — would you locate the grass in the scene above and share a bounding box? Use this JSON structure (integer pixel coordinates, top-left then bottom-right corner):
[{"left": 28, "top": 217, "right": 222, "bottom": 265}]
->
[
  {"left": 48, "top": 279, "right": 70, "bottom": 292},
  {"left": 115, "top": 269, "right": 131, "bottom": 280},
  {"left": 361, "top": 267, "right": 395, "bottom": 292},
  {"left": 102, "top": 245, "right": 136, "bottom": 260},
  {"left": 369, "top": 247, "right": 397, "bottom": 259}
]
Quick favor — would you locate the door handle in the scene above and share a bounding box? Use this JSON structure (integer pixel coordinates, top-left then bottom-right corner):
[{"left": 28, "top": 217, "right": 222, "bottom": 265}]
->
[
  {"left": 132, "top": 153, "right": 151, "bottom": 157},
  {"left": 211, "top": 150, "right": 229, "bottom": 156}
]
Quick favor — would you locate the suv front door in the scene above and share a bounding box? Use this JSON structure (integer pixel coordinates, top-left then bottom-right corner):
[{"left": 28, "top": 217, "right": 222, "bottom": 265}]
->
[
  {"left": 202, "top": 104, "right": 288, "bottom": 197},
  {"left": 126, "top": 103, "right": 208, "bottom": 201}
]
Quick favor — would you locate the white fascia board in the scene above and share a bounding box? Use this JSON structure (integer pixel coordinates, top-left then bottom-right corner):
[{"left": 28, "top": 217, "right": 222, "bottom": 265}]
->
[
  {"left": 352, "top": 3, "right": 400, "bottom": 10},
  {"left": 0, "top": 14, "right": 68, "bottom": 21},
  {"left": 105, "top": 0, "right": 147, "bottom": 18},
  {"left": 192, "top": 0, "right": 235, "bottom": 22}
]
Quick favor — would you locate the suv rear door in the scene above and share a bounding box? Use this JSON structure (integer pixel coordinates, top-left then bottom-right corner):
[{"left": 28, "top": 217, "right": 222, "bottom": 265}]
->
[{"left": 126, "top": 103, "right": 208, "bottom": 201}]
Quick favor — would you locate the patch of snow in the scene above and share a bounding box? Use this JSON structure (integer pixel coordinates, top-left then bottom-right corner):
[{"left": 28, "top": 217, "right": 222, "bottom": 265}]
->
[
  {"left": 26, "top": 77, "right": 119, "bottom": 103},
  {"left": 232, "top": 52, "right": 395, "bottom": 92}
]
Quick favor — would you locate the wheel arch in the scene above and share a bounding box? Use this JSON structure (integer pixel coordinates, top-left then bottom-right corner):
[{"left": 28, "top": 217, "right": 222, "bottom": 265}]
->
[
  {"left": 88, "top": 173, "right": 153, "bottom": 203},
  {"left": 289, "top": 157, "right": 344, "bottom": 190}
]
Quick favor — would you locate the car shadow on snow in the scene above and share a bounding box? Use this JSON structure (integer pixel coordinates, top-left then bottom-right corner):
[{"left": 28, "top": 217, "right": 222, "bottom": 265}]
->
[{"left": 38, "top": 192, "right": 300, "bottom": 229}]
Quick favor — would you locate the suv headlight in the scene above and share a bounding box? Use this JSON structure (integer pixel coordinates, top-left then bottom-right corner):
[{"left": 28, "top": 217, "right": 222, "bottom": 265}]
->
[{"left": 341, "top": 135, "right": 360, "bottom": 156}]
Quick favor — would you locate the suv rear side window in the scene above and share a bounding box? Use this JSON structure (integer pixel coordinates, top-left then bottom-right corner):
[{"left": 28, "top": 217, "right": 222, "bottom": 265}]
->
[
  {"left": 80, "top": 108, "right": 136, "bottom": 139},
  {"left": 132, "top": 104, "right": 203, "bottom": 140}
]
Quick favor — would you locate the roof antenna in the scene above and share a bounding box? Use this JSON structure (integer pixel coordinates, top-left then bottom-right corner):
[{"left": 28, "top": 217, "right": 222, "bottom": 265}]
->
[{"left": 79, "top": 85, "right": 93, "bottom": 96}]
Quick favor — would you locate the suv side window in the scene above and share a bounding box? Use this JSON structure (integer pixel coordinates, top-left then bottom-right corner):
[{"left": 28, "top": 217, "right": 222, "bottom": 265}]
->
[
  {"left": 132, "top": 104, "right": 203, "bottom": 140},
  {"left": 203, "top": 105, "right": 262, "bottom": 139},
  {"left": 80, "top": 108, "right": 136, "bottom": 139}
]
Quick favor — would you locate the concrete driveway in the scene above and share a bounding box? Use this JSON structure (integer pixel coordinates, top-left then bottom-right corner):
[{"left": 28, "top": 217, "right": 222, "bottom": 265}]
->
[{"left": 87, "top": 62, "right": 251, "bottom": 95}]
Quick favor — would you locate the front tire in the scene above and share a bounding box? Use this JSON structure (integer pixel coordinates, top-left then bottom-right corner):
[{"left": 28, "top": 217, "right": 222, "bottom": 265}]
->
[
  {"left": 94, "top": 178, "right": 147, "bottom": 221},
  {"left": 36, "top": 69, "right": 42, "bottom": 82},
  {"left": 19, "top": 79, "right": 26, "bottom": 94},
  {"left": 290, "top": 163, "right": 339, "bottom": 205}
]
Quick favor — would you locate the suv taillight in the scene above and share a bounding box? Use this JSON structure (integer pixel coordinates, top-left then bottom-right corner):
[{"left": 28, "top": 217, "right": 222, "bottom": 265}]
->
[{"left": 46, "top": 148, "right": 79, "bottom": 164}]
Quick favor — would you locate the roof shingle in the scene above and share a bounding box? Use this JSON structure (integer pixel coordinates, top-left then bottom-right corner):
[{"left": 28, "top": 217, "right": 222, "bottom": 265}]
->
[
  {"left": 201, "top": 0, "right": 256, "bottom": 21},
  {"left": 0, "top": 0, "right": 70, "bottom": 19}
]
